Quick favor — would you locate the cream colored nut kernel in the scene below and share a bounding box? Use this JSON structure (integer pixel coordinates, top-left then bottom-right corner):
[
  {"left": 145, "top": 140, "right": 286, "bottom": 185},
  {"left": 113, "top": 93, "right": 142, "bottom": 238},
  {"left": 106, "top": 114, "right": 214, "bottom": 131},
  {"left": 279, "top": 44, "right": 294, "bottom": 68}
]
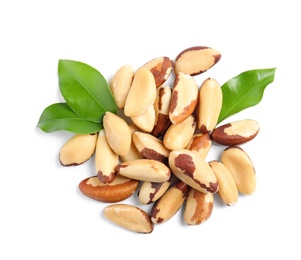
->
[
  {"left": 221, "top": 146, "right": 256, "bottom": 195},
  {"left": 169, "top": 72, "right": 198, "bottom": 124},
  {"left": 174, "top": 46, "right": 221, "bottom": 76},
  {"left": 196, "top": 77, "right": 222, "bottom": 133},
  {"left": 169, "top": 149, "right": 218, "bottom": 194},
  {"left": 103, "top": 112, "right": 131, "bottom": 156},
  {"left": 120, "top": 124, "right": 143, "bottom": 162},
  {"left": 184, "top": 188, "right": 214, "bottom": 225},
  {"left": 140, "top": 56, "right": 173, "bottom": 87},
  {"left": 94, "top": 129, "right": 118, "bottom": 184},
  {"left": 150, "top": 180, "right": 189, "bottom": 224},
  {"left": 133, "top": 131, "right": 171, "bottom": 164},
  {"left": 124, "top": 67, "right": 156, "bottom": 117},
  {"left": 109, "top": 64, "right": 134, "bottom": 109},
  {"left": 103, "top": 204, "right": 154, "bottom": 234},
  {"left": 59, "top": 133, "right": 97, "bottom": 166},
  {"left": 209, "top": 160, "right": 238, "bottom": 206},
  {"left": 186, "top": 132, "right": 212, "bottom": 159},
  {"left": 138, "top": 178, "right": 172, "bottom": 205},
  {"left": 211, "top": 119, "right": 260, "bottom": 146},
  {"left": 79, "top": 175, "right": 139, "bottom": 203},
  {"left": 115, "top": 159, "right": 171, "bottom": 182},
  {"left": 151, "top": 85, "right": 172, "bottom": 137},
  {"left": 163, "top": 114, "right": 196, "bottom": 150},
  {"left": 130, "top": 105, "right": 155, "bottom": 133}
]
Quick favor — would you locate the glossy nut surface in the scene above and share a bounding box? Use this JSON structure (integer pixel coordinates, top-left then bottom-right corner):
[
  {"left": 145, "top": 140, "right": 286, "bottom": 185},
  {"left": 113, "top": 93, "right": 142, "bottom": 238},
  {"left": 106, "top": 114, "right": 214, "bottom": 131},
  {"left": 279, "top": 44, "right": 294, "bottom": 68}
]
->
[
  {"left": 115, "top": 159, "right": 171, "bottom": 182},
  {"left": 95, "top": 130, "right": 118, "bottom": 183},
  {"left": 169, "top": 72, "right": 198, "bottom": 124},
  {"left": 59, "top": 133, "right": 97, "bottom": 166},
  {"left": 138, "top": 178, "right": 172, "bottom": 205},
  {"left": 79, "top": 175, "right": 139, "bottom": 203},
  {"left": 169, "top": 149, "right": 218, "bottom": 193},
  {"left": 174, "top": 46, "right": 221, "bottom": 76},
  {"left": 151, "top": 85, "right": 172, "bottom": 137},
  {"left": 209, "top": 160, "right": 238, "bottom": 206},
  {"left": 133, "top": 131, "right": 171, "bottom": 164},
  {"left": 109, "top": 64, "right": 134, "bottom": 109},
  {"left": 163, "top": 114, "right": 196, "bottom": 150},
  {"left": 124, "top": 67, "right": 156, "bottom": 117},
  {"left": 103, "top": 204, "right": 154, "bottom": 233},
  {"left": 211, "top": 119, "right": 260, "bottom": 146},
  {"left": 186, "top": 132, "right": 212, "bottom": 159},
  {"left": 196, "top": 77, "right": 222, "bottom": 133},
  {"left": 184, "top": 188, "right": 214, "bottom": 225},
  {"left": 221, "top": 146, "right": 256, "bottom": 195},
  {"left": 150, "top": 180, "right": 189, "bottom": 224},
  {"left": 140, "top": 56, "right": 173, "bottom": 87},
  {"left": 103, "top": 112, "right": 131, "bottom": 156}
]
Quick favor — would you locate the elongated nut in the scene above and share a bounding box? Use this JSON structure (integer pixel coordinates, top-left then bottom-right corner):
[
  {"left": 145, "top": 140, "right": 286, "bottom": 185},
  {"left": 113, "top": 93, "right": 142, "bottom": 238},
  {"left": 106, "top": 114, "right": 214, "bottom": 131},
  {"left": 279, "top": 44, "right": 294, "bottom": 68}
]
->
[
  {"left": 94, "top": 129, "right": 118, "bottom": 184},
  {"left": 138, "top": 177, "right": 172, "bottom": 205},
  {"left": 115, "top": 159, "right": 171, "bottom": 182},
  {"left": 103, "top": 204, "right": 154, "bottom": 234},
  {"left": 221, "top": 146, "right": 256, "bottom": 195},
  {"left": 150, "top": 180, "right": 189, "bottom": 224},
  {"left": 211, "top": 119, "right": 260, "bottom": 146},
  {"left": 209, "top": 160, "right": 238, "bottom": 206},
  {"left": 79, "top": 175, "right": 139, "bottom": 203},
  {"left": 174, "top": 46, "right": 221, "bottom": 76},
  {"left": 124, "top": 67, "right": 156, "bottom": 117},
  {"left": 132, "top": 132, "right": 171, "bottom": 164},
  {"left": 103, "top": 112, "right": 131, "bottom": 156},
  {"left": 184, "top": 188, "right": 214, "bottom": 225},
  {"left": 169, "top": 73, "right": 198, "bottom": 124},
  {"left": 131, "top": 105, "right": 155, "bottom": 133},
  {"left": 196, "top": 77, "right": 222, "bottom": 133},
  {"left": 120, "top": 124, "right": 143, "bottom": 162},
  {"left": 163, "top": 114, "right": 196, "bottom": 150},
  {"left": 169, "top": 149, "right": 218, "bottom": 193},
  {"left": 140, "top": 56, "right": 173, "bottom": 87},
  {"left": 59, "top": 133, "right": 97, "bottom": 166},
  {"left": 186, "top": 132, "right": 212, "bottom": 159},
  {"left": 109, "top": 64, "right": 134, "bottom": 109},
  {"left": 151, "top": 85, "right": 172, "bottom": 137}
]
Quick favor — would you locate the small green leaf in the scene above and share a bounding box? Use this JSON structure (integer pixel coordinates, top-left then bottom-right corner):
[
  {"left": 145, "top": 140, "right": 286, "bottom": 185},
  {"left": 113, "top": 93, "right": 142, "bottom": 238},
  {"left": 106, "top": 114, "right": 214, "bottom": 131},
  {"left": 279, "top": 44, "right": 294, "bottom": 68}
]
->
[
  {"left": 58, "top": 59, "right": 117, "bottom": 123},
  {"left": 37, "top": 103, "right": 103, "bottom": 134},
  {"left": 218, "top": 68, "right": 276, "bottom": 124}
]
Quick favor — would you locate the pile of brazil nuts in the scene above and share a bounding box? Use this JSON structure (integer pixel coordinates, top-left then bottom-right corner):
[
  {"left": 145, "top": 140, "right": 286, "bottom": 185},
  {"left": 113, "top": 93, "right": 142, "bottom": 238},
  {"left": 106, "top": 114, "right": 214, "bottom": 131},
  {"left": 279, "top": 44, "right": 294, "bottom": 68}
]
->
[{"left": 59, "top": 46, "right": 260, "bottom": 234}]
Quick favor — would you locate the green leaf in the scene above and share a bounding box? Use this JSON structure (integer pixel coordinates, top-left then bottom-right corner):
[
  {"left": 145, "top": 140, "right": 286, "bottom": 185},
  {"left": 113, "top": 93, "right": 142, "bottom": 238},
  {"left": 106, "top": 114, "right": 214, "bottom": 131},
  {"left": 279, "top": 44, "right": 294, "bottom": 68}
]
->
[
  {"left": 58, "top": 59, "right": 117, "bottom": 123},
  {"left": 218, "top": 68, "right": 276, "bottom": 124},
  {"left": 37, "top": 103, "right": 103, "bottom": 134}
]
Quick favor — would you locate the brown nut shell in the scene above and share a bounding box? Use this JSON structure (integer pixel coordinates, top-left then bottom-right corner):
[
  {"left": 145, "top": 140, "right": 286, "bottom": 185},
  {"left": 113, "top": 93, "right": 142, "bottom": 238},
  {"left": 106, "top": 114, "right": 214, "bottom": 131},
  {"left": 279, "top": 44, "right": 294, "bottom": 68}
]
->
[
  {"left": 184, "top": 188, "right": 214, "bottom": 225},
  {"left": 221, "top": 146, "right": 256, "bottom": 195},
  {"left": 211, "top": 119, "right": 260, "bottom": 146},
  {"left": 103, "top": 204, "right": 154, "bottom": 234},
  {"left": 59, "top": 133, "right": 97, "bottom": 166},
  {"left": 79, "top": 175, "right": 139, "bottom": 203},
  {"left": 174, "top": 46, "right": 221, "bottom": 76}
]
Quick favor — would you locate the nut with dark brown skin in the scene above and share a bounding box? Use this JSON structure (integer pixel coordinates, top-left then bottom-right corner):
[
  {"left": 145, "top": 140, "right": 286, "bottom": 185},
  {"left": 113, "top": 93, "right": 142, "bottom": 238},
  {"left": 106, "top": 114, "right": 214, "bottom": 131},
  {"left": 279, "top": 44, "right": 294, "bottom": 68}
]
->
[
  {"left": 211, "top": 119, "right": 260, "bottom": 146},
  {"left": 169, "top": 72, "right": 198, "bottom": 124},
  {"left": 79, "top": 175, "right": 139, "bottom": 203},
  {"left": 103, "top": 204, "right": 154, "bottom": 234},
  {"left": 59, "top": 133, "right": 97, "bottom": 166},
  {"left": 174, "top": 46, "right": 221, "bottom": 76},
  {"left": 184, "top": 188, "right": 214, "bottom": 225},
  {"left": 150, "top": 180, "right": 189, "bottom": 224},
  {"left": 168, "top": 149, "right": 218, "bottom": 194},
  {"left": 140, "top": 56, "right": 173, "bottom": 87},
  {"left": 221, "top": 146, "right": 256, "bottom": 195},
  {"left": 186, "top": 132, "right": 212, "bottom": 159}
]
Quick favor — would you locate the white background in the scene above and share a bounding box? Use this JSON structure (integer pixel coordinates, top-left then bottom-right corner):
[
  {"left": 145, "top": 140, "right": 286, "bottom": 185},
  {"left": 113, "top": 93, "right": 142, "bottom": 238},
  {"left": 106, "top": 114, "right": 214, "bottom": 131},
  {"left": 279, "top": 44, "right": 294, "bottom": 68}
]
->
[{"left": 1, "top": 1, "right": 300, "bottom": 259}]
